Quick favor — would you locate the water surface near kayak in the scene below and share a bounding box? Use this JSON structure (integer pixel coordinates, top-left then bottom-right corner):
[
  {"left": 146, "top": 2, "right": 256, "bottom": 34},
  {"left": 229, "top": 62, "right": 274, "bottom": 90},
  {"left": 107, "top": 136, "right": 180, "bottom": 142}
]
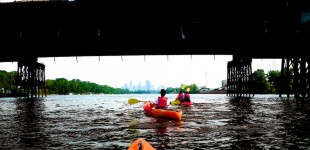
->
[{"left": 1, "top": 94, "right": 310, "bottom": 149}]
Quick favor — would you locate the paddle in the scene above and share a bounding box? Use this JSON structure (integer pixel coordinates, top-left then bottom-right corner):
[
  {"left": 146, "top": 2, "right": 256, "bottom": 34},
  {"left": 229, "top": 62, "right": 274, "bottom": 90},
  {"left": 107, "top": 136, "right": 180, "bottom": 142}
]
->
[
  {"left": 182, "top": 84, "right": 186, "bottom": 90},
  {"left": 128, "top": 98, "right": 150, "bottom": 104},
  {"left": 129, "top": 98, "right": 172, "bottom": 109}
]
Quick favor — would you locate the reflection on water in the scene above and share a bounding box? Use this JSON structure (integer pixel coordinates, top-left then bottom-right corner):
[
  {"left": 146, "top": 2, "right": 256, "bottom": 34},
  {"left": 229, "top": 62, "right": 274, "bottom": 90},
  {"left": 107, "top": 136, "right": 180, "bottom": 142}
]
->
[
  {"left": 14, "top": 98, "right": 44, "bottom": 149},
  {"left": 0, "top": 98, "right": 48, "bottom": 149},
  {"left": 228, "top": 97, "right": 258, "bottom": 150},
  {"left": 1, "top": 94, "right": 310, "bottom": 149}
]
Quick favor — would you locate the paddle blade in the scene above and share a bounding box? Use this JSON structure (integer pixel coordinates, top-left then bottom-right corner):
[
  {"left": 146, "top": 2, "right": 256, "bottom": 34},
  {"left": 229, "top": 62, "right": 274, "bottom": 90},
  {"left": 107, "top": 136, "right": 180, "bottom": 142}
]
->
[
  {"left": 170, "top": 99, "right": 180, "bottom": 105},
  {"left": 128, "top": 98, "right": 140, "bottom": 104},
  {"left": 181, "top": 84, "right": 186, "bottom": 90}
]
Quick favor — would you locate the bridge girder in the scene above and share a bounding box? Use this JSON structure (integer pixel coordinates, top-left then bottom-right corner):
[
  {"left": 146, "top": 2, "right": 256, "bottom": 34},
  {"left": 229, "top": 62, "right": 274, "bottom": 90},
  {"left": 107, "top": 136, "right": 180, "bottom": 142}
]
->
[{"left": 0, "top": 0, "right": 310, "bottom": 62}]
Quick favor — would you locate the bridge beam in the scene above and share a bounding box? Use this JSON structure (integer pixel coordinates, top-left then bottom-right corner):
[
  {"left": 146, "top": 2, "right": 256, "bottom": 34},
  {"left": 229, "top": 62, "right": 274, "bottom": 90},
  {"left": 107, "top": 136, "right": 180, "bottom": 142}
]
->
[
  {"left": 15, "top": 57, "right": 47, "bottom": 98},
  {"left": 227, "top": 56, "right": 253, "bottom": 97},
  {"left": 280, "top": 58, "right": 310, "bottom": 99}
]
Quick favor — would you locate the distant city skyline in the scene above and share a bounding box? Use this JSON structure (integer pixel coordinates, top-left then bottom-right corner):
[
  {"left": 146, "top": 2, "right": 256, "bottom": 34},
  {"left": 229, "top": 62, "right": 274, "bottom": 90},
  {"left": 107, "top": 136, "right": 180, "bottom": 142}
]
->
[
  {"left": 0, "top": 55, "right": 281, "bottom": 89},
  {"left": 120, "top": 78, "right": 228, "bottom": 91}
]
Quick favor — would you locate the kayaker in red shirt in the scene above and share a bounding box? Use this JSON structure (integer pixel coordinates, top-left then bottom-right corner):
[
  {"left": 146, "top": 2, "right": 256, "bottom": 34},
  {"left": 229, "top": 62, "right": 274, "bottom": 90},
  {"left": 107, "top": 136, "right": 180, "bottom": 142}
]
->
[
  {"left": 176, "top": 90, "right": 184, "bottom": 102},
  {"left": 152, "top": 89, "right": 168, "bottom": 109}
]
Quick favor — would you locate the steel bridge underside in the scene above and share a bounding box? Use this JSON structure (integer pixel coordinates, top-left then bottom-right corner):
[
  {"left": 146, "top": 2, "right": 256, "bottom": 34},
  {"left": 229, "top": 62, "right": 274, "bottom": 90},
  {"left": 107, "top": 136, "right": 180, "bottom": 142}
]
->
[{"left": 0, "top": 0, "right": 310, "bottom": 62}]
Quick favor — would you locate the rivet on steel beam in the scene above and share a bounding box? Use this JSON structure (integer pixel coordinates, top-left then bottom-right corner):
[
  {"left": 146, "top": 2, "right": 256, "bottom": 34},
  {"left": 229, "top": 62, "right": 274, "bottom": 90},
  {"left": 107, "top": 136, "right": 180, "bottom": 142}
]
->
[
  {"left": 19, "top": 29, "right": 22, "bottom": 38},
  {"left": 97, "top": 27, "right": 101, "bottom": 36},
  {"left": 57, "top": 29, "right": 60, "bottom": 37},
  {"left": 181, "top": 25, "right": 185, "bottom": 39},
  {"left": 264, "top": 20, "right": 268, "bottom": 34}
]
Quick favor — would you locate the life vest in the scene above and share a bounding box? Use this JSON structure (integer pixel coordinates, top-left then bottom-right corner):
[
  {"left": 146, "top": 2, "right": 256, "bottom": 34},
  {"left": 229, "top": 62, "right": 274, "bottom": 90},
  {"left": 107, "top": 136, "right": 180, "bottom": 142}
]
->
[
  {"left": 185, "top": 93, "right": 190, "bottom": 99},
  {"left": 157, "top": 96, "right": 168, "bottom": 108},
  {"left": 177, "top": 93, "right": 183, "bottom": 99},
  {"left": 184, "top": 93, "right": 190, "bottom": 102}
]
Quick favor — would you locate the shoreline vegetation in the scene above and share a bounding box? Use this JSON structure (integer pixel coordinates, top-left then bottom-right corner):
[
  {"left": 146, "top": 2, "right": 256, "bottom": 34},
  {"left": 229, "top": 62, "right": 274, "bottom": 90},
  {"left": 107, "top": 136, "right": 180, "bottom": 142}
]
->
[{"left": 0, "top": 68, "right": 281, "bottom": 96}]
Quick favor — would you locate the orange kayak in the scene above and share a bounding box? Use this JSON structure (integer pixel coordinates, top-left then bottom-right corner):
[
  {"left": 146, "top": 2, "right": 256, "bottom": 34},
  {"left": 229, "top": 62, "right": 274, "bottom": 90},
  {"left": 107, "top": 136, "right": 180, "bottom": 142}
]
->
[
  {"left": 143, "top": 102, "right": 182, "bottom": 121},
  {"left": 128, "top": 138, "right": 155, "bottom": 150}
]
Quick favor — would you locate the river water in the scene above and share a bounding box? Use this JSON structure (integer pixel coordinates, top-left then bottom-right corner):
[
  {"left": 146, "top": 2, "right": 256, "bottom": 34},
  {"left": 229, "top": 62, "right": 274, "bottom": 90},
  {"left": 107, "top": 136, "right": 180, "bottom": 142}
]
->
[{"left": 1, "top": 94, "right": 310, "bottom": 149}]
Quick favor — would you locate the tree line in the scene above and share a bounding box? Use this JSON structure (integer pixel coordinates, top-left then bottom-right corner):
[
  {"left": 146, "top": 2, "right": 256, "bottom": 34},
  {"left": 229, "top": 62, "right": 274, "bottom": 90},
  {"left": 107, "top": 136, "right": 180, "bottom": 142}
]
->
[{"left": 0, "top": 69, "right": 282, "bottom": 95}]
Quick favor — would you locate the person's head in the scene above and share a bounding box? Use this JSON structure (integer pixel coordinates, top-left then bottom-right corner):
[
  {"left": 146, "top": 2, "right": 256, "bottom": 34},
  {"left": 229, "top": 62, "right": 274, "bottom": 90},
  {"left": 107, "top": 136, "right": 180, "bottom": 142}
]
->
[
  {"left": 160, "top": 89, "right": 166, "bottom": 96},
  {"left": 179, "top": 91, "right": 182, "bottom": 94}
]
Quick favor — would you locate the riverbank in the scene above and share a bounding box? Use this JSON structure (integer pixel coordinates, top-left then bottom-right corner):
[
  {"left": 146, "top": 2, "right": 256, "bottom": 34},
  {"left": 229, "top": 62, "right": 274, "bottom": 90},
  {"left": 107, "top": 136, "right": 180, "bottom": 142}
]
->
[{"left": 198, "top": 88, "right": 227, "bottom": 94}]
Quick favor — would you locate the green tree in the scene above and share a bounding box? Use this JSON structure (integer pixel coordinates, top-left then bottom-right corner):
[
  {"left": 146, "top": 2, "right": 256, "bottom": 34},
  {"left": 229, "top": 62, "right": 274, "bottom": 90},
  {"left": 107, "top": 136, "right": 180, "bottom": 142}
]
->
[
  {"left": 188, "top": 84, "right": 200, "bottom": 94},
  {"left": 0, "top": 70, "right": 16, "bottom": 91},
  {"left": 251, "top": 69, "right": 270, "bottom": 94},
  {"left": 55, "top": 78, "right": 70, "bottom": 94},
  {"left": 0, "top": 70, "right": 10, "bottom": 89},
  {"left": 166, "top": 87, "right": 180, "bottom": 94},
  {"left": 266, "top": 70, "right": 281, "bottom": 93},
  {"left": 70, "top": 79, "right": 80, "bottom": 94},
  {"left": 46, "top": 79, "right": 56, "bottom": 94}
]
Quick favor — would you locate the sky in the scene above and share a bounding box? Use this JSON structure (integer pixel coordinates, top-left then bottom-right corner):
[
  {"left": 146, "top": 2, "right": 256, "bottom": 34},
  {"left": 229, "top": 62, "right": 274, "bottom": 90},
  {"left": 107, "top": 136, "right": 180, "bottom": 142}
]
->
[{"left": 0, "top": 55, "right": 282, "bottom": 89}]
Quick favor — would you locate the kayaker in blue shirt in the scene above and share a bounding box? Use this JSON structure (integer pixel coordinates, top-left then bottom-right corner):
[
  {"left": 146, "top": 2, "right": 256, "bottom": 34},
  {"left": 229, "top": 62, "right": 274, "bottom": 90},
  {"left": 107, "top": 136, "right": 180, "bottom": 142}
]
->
[{"left": 184, "top": 91, "right": 191, "bottom": 102}]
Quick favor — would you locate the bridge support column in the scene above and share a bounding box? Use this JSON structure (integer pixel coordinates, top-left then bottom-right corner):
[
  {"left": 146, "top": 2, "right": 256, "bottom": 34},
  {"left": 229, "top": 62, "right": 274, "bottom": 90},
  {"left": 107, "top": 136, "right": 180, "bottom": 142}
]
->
[
  {"left": 15, "top": 58, "right": 47, "bottom": 98},
  {"left": 227, "top": 57, "right": 253, "bottom": 97},
  {"left": 280, "top": 58, "right": 310, "bottom": 99}
]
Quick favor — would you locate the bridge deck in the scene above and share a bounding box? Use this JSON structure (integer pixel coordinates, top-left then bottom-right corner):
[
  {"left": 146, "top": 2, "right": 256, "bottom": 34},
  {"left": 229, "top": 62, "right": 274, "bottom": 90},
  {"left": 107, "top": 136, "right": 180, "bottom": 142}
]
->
[{"left": 0, "top": 0, "right": 310, "bottom": 62}]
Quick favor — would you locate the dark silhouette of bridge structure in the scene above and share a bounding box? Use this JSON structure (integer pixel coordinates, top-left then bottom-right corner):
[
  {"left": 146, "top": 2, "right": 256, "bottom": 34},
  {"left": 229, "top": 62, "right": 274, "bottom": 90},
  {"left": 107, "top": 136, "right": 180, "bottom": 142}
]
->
[{"left": 1, "top": 0, "right": 310, "bottom": 99}]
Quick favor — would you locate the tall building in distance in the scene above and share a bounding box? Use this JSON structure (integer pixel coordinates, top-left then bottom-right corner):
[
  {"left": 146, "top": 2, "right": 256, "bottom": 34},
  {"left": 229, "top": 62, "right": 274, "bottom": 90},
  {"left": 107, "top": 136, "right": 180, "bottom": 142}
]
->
[
  {"left": 137, "top": 81, "right": 142, "bottom": 91},
  {"left": 221, "top": 80, "right": 227, "bottom": 88},
  {"left": 145, "top": 80, "right": 151, "bottom": 91},
  {"left": 129, "top": 81, "right": 133, "bottom": 91},
  {"left": 205, "top": 72, "right": 208, "bottom": 88},
  {"left": 123, "top": 80, "right": 157, "bottom": 91}
]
